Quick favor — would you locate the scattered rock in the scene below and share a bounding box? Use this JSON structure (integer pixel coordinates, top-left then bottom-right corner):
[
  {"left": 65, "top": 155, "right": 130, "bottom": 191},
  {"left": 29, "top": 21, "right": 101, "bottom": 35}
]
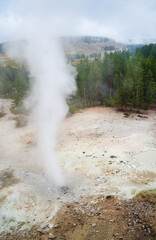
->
[{"left": 110, "top": 155, "right": 117, "bottom": 158}]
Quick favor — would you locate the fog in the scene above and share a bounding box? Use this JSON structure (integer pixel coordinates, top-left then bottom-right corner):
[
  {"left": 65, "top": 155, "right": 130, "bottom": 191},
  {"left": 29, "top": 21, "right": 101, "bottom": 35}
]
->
[{"left": 0, "top": 0, "right": 155, "bottom": 43}]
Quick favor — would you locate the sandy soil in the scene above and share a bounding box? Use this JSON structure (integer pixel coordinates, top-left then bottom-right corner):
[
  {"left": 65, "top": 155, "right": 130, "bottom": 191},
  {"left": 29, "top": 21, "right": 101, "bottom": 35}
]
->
[
  {"left": 59, "top": 107, "right": 156, "bottom": 197},
  {"left": 0, "top": 99, "right": 156, "bottom": 239}
]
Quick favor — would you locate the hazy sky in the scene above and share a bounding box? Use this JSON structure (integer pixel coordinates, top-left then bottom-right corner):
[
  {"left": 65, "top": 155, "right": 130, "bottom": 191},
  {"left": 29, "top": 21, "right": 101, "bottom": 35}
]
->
[{"left": 0, "top": 0, "right": 156, "bottom": 43}]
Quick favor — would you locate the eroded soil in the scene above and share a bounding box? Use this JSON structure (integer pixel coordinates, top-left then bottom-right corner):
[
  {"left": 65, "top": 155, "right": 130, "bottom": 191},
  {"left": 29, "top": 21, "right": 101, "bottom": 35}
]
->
[{"left": 2, "top": 194, "right": 156, "bottom": 240}]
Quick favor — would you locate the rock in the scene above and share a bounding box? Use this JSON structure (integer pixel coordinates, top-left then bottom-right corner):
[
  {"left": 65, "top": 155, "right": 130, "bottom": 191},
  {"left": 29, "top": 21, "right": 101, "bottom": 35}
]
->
[
  {"left": 116, "top": 207, "right": 121, "bottom": 210},
  {"left": 91, "top": 223, "right": 96, "bottom": 227},
  {"left": 73, "top": 223, "right": 77, "bottom": 227},
  {"left": 49, "top": 233, "right": 56, "bottom": 239},
  {"left": 95, "top": 176, "right": 100, "bottom": 179},
  {"left": 54, "top": 224, "right": 59, "bottom": 228},
  {"left": 138, "top": 115, "right": 147, "bottom": 118},
  {"left": 96, "top": 212, "right": 100, "bottom": 216},
  {"left": 41, "top": 224, "right": 50, "bottom": 229},
  {"left": 115, "top": 233, "right": 119, "bottom": 236},
  {"left": 106, "top": 195, "right": 112, "bottom": 199},
  {"left": 109, "top": 219, "right": 115, "bottom": 222},
  {"left": 10, "top": 226, "right": 15, "bottom": 231},
  {"left": 110, "top": 155, "right": 117, "bottom": 158},
  {"left": 37, "top": 228, "right": 45, "bottom": 234}
]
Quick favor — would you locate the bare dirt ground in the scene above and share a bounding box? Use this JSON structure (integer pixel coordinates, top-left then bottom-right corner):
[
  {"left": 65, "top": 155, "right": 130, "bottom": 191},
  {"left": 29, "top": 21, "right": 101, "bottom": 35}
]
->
[{"left": 0, "top": 99, "right": 156, "bottom": 239}]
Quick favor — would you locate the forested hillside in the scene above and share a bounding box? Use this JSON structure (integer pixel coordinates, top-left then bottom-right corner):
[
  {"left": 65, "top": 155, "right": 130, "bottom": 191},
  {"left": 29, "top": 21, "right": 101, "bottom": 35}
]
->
[
  {"left": 76, "top": 44, "right": 156, "bottom": 109},
  {"left": 0, "top": 44, "right": 156, "bottom": 112}
]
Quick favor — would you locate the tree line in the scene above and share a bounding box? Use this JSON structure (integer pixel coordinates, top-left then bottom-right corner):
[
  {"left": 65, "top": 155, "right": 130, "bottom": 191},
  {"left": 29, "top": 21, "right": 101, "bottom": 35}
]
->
[
  {"left": 0, "top": 64, "right": 29, "bottom": 112},
  {"left": 76, "top": 44, "right": 156, "bottom": 108},
  {"left": 0, "top": 43, "right": 155, "bottom": 112}
]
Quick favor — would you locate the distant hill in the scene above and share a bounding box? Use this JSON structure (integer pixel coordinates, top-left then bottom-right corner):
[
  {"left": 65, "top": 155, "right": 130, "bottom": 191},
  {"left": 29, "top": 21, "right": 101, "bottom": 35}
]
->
[
  {"left": 0, "top": 37, "right": 154, "bottom": 65},
  {"left": 61, "top": 36, "right": 146, "bottom": 62},
  {"left": 62, "top": 36, "right": 124, "bottom": 60},
  {"left": 62, "top": 36, "right": 114, "bottom": 44}
]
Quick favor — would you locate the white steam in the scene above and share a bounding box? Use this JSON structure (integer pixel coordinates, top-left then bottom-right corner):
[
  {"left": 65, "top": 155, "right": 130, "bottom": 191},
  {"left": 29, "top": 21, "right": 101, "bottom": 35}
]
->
[
  {"left": 6, "top": 30, "right": 76, "bottom": 186},
  {"left": 29, "top": 38, "right": 76, "bottom": 186}
]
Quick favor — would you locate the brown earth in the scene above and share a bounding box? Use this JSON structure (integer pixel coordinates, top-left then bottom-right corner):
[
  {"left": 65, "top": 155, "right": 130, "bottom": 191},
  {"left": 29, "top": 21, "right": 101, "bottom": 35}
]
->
[{"left": 2, "top": 193, "right": 156, "bottom": 240}]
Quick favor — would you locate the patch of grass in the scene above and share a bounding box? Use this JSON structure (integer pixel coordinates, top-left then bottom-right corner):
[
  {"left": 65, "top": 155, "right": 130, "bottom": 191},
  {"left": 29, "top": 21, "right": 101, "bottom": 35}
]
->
[
  {"left": 134, "top": 189, "right": 156, "bottom": 203},
  {"left": 69, "top": 105, "right": 79, "bottom": 114},
  {"left": 105, "top": 98, "right": 115, "bottom": 107},
  {"left": 124, "top": 112, "right": 130, "bottom": 117},
  {"left": 68, "top": 97, "right": 84, "bottom": 114}
]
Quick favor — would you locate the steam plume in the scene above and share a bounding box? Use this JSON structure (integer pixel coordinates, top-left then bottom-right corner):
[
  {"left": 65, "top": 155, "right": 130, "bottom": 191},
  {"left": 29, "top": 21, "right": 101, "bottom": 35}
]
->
[{"left": 6, "top": 22, "right": 76, "bottom": 186}]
